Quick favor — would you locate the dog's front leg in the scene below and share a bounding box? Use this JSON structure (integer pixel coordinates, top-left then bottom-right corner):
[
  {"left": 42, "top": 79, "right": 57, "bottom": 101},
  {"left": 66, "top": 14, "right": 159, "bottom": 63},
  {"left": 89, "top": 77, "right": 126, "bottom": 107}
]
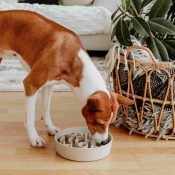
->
[
  {"left": 41, "top": 85, "right": 60, "bottom": 136},
  {"left": 24, "top": 91, "right": 46, "bottom": 147}
]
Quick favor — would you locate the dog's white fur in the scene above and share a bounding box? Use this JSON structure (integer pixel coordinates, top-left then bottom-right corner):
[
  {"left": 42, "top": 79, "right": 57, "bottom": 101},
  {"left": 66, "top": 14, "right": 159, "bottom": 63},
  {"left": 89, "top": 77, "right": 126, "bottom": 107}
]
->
[
  {"left": 16, "top": 48, "right": 109, "bottom": 147},
  {"left": 74, "top": 49, "right": 110, "bottom": 104}
]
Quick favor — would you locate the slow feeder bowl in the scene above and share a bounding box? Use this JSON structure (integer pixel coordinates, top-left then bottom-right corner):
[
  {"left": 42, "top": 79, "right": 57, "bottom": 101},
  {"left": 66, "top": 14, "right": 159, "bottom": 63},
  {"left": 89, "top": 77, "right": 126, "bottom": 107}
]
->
[{"left": 54, "top": 127, "right": 113, "bottom": 161}]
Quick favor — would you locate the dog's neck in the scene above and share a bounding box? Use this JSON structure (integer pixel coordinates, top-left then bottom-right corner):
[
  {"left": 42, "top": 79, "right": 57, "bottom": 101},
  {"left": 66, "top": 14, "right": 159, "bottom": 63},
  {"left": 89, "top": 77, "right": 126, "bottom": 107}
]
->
[{"left": 71, "top": 49, "right": 109, "bottom": 106}]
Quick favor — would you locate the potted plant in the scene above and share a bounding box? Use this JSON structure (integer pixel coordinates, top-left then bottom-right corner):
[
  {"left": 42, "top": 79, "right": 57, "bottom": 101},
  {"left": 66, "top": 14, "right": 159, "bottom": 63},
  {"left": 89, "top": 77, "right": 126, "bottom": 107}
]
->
[{"left": 111, "top": 0, "right": 175, "bottom": 61}]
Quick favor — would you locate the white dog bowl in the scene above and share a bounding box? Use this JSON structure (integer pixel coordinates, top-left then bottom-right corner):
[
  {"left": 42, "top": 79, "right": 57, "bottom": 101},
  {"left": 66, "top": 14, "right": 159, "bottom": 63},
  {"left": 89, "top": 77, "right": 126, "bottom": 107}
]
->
[{"left": 54, "top": 127, "right": 113, "bottom": 162}]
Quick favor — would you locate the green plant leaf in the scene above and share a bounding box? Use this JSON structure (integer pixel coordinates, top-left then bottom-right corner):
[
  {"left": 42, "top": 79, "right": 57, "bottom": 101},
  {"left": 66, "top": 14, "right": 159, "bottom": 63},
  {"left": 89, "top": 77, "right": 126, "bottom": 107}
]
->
[
  {"left": 128, "top": 6, "right": 135, "bottom": 15},
  {"left": 115, "top": 18, "right": 133, "bottom": 46},
  {"left": 112, "top": 12, "right": 123, "bottom": 25},
  {"left": 149, "top": 0, "right": 171, "bottom": 19},
  {"left": 112, "top": 14, "right": 123, "bottom": 39},
  {"left": 111, "top": 9, "right": 119, "bottom": 21},
  {"left": 163, "top": 40, "right": 175, "bottom": 60},
  {"left": 148, "top": 18, "right": 175, "bottom": 35},
  {"left": 130, "top": 28, "right": 136, "bottom": 35},
  {"left": 131, "top": 0, "right": 142, "bottom": 14},
  {"left": 121, "top": 0, "right": 131, "bottom": 11},
  {"left": 164, "top": 39, "right": 175, "bottom": 48},
  {"left": 141, "top": 0, "right": 153, "bottom": 8},
  {"left": 146, "top": 37, "right": 169, "bottom": 61},
  {"left": 126, "top": 19, "right": 133, "bottom": 30},
  {"left": 132, "top": 17, "right": 151, "bottom": 37}
]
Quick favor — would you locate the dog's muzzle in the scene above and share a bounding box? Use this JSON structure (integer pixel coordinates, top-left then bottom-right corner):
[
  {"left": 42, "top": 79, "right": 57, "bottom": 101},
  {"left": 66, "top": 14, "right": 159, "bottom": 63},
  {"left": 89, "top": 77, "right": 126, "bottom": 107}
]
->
[{"left": 92, "top": 131, "right": 108, "bottom": 144}]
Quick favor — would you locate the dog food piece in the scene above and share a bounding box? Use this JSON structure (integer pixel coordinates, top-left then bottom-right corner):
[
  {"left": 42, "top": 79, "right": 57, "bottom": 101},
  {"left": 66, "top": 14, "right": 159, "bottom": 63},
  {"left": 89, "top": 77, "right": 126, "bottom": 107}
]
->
[{"left": 57, "top": 132, "right": 105, "bottom": 148}]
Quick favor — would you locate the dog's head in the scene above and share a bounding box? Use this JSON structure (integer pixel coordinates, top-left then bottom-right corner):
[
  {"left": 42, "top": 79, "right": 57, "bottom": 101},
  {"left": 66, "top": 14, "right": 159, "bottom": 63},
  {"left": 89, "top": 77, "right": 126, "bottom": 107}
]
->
[{"left": 82, "top": 91, "right": 134, "bottom": 144}]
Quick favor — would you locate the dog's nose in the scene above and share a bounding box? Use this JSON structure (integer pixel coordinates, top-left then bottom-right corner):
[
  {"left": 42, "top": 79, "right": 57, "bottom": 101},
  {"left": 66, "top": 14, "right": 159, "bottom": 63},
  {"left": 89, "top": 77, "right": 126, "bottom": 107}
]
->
[
  {"left": 101, "top": 138, "right": 108, "bottom": 145},
  {"left": 92, "top": 131, "right": 109, "bottom": 145},
  {"left": 96, "top": 139, "right": 108, "bottom": 146}
]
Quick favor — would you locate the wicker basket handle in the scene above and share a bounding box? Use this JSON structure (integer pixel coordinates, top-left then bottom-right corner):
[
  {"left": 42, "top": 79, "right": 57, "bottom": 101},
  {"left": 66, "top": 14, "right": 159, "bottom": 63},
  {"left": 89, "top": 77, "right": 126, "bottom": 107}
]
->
[
  {"left": 126, "top": 45, "right": 157, "bottom": 63},
  {"left": 125, "top": 45, "right": 175, "bottom": 69}
]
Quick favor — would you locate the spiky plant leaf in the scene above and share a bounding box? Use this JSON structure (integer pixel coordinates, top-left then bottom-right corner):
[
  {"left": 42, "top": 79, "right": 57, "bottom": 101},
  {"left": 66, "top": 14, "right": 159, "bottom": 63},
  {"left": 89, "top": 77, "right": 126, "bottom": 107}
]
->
[
  {"left": 115, "top": 18, "right": 133, "bottom": 46},
  {"left": 148, "top": 18, "right": 175, "bottom": 35},
  {"left": 133, "top": 17, "right": 151, "bottom": 37},
  {"left": 121, "top": 0, "right": 131, "bottom": 11},
  {"left": 146, "top": 37, "right": 169, "bottom": 61},
  {"left": 149, "top": 0, "right": 171, "bottom": 19}
]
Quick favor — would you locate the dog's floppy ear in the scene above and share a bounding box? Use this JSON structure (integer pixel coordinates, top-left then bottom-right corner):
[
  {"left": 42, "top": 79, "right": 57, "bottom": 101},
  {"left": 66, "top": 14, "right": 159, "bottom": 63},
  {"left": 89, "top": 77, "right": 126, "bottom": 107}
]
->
[
  {"left": 110, "top": 92, "right": 119, "bottom": 123},
  {"left": 82, "top": 104, "right": 88, "bottom": 118},
  {"left": 117, "top": 94, "right": 135, "bottom": 106},
  {"left": 110, "top": 92, "right": 135, "bottom": 123},
  {"left": 86, "top": 96, "right": 101, "bottom": 112},
  {"left": 82, "top": 96, "right": 101, "bottom": 119}
]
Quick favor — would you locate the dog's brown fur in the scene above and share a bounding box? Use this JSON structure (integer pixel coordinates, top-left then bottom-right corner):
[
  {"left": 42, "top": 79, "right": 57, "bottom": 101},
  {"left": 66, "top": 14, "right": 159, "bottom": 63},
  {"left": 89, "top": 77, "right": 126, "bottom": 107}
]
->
[
  {"left": 82, "top": 91, "right": 112, "bottom": 134},
  {"left": 0, "top": 10, "right": 83, "bottom": 96}
]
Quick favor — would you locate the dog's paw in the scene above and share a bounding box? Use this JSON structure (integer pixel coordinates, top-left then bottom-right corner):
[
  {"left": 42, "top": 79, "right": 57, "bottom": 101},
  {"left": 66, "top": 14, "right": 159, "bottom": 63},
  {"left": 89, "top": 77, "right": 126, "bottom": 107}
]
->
[
  {"left": 30, "top": 136, "right": 46, "bottom": 148},
  {"left": 47, "top": 125, "right": 60, "bottom": 136}
]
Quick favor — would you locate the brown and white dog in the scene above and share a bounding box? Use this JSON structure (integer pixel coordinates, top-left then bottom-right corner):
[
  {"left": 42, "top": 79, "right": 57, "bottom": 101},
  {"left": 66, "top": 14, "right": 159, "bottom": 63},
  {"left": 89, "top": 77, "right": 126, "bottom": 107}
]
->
[{"left": 0, "top": 10, "right": 133, "bottom": 147}]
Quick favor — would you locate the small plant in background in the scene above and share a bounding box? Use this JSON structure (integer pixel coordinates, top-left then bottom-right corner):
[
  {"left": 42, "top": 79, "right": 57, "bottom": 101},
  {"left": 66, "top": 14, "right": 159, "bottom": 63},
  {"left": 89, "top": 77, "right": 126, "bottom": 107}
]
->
[{"left": 112, "top": 0, "right": 175, "bottom": 61}]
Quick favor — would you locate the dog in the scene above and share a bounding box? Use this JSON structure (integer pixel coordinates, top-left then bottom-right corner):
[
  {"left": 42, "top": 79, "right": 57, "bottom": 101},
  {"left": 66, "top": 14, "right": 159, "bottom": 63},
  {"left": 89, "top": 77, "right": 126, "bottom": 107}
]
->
[{"left": 0, "top": 10, "right": 134, "bottom": 147}]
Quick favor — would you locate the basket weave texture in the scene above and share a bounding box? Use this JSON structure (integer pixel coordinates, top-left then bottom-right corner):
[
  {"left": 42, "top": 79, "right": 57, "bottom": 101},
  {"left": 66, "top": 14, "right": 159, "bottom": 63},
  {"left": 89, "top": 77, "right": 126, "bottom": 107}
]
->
[{"left": 112, "top": 45, "right": 175, "bottom": 140}]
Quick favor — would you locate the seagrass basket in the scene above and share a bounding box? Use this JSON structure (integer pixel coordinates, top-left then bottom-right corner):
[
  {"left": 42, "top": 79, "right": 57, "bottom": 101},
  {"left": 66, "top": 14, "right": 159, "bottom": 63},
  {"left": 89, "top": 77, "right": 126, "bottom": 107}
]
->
[{"left": 111, "top": 45, "right": 175, "bottom": 140}]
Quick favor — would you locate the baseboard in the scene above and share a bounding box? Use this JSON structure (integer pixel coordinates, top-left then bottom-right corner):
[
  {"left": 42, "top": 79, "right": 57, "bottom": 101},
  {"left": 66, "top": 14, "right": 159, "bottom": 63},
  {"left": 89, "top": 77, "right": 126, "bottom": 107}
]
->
[{"left": 87, "top": 51, "right": 108, "bottom": 57}]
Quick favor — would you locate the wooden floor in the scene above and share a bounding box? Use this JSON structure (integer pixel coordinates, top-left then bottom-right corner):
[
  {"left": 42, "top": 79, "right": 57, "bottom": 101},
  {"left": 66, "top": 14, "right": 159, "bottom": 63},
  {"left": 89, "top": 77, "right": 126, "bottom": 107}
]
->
[{"left": 0, "top": 92, "right": 175, "bottom": 175}]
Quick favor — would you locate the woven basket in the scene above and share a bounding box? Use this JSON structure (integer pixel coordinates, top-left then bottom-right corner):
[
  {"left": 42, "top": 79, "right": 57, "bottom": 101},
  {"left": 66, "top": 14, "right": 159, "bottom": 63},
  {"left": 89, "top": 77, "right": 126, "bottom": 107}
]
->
[{"left": 112, "top": 45, "right": 175, "bottom": 140}]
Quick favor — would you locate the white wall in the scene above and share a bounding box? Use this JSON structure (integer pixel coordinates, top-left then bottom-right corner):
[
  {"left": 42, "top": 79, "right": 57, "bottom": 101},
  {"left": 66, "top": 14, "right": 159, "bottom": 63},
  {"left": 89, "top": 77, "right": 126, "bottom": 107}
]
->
[{"left": 93, "top": 0, "right": 121, "bottom": 13}]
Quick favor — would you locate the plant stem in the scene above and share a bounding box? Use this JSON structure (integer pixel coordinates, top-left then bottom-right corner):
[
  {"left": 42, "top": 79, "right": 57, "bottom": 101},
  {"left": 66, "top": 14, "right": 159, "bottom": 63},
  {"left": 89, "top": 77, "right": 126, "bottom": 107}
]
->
[
  {"left": 117, "top": 5, "right": 133, "bottom": 18},
  {"left": 130, "top": 5, "right": 139, "bottom": 17}
]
